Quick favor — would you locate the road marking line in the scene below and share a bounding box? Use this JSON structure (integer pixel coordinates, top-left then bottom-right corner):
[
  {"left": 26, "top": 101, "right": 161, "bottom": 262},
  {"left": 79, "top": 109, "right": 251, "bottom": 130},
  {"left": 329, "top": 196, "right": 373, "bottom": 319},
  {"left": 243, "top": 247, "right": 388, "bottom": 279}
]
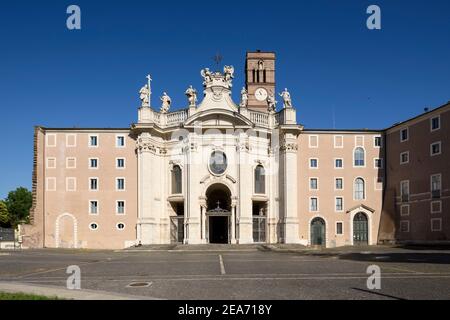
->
[{"left": 219, "top": 255, "right": 226, "bottom": 275}]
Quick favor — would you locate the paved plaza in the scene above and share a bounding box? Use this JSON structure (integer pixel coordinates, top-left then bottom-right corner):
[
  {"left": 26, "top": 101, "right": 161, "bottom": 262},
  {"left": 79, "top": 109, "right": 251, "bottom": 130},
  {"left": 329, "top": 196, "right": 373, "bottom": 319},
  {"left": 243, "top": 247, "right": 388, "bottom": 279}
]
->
[{"left": 0, "top": 246, "right": 449, "bottom": 300}]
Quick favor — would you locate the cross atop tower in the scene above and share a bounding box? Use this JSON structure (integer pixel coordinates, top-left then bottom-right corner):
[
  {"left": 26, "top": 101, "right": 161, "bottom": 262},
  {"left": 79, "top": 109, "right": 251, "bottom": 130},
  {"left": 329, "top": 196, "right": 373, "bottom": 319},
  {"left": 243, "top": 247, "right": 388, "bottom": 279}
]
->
[{"left": 213, "top": 52, "right": 223, "bottom": 70}]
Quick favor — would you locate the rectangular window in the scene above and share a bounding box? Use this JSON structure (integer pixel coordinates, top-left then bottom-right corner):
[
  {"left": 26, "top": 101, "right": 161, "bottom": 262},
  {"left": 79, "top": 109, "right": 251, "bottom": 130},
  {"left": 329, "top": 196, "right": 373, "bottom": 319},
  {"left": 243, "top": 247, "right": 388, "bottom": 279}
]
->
[
  {"left": 400, "top": 151, "right": 409, "bottom": 164},
  {"left": 116, "top": 158, "right": 125, "bottom": 169},
  {"left": 309, "top": 135, "right": 319, "bottom": 148},
  {"left": 374, "top": 136, "right": 382, "bottom": 148},
  {"left": 335, "top": 197, "right": 343, "bottom": 212},
  {"left": 335, "top": 158, "right": 343, "bottom": 169},
  {"left": 46, "top": 157, "right": 56, "bottom": 169},
  {"left": 66, "top": 177, "right": 76, "bottom": 192},
  {"left": 431, "top": 218, "right": 442, "bottom": 232},
  {"left": 335, "top": 178, "right": 343, "bottom": 190},
  {"left": 400, "top": 128, "right": 409, "bottom": 142},
  {"left": 66, "top": 134, "right": 77, "bottom": 147},
  {"left": 89, "top": 201, "right": 98, "bottom": 215},
  {"left": 336, "top": 222, "right": 343, "bottom": 235},
  {"left": 66, "top": 157, "right": 76, "bottom": 169},
  {"left": 46, "top": 177, "right": 56, "bottom": 191},
  {"left": 400, "top": 205, "right": 410, "bottom": 216},
  {"left": 400, "top": 221, "right": 410, "bottom": 233},
  {"left": 90, "top": 178, "right": 98, "bottom": 191},
  {"left": 374, "top": 158, "right": 383, "bottom": 169},
  {"left": 117, "top": 201, "right": 125, "bottom": 215},
  {"left": 334, "top": 135, "right": 343, "bottom": 148},
  {"left": 310, "top": 178, "right": 318, "bottom": 190},
  {"left": 116, "top": 135, "right": 125, "bottom": 147},
  {"left": 117, "top": 178, "right": 125, "bottom": 191},
  {"left": 431, "top": 116, "right": 440, "bottom": 131},
  {"left": 355, "top": 136, "right": 364, "bottom": 147},
  {"left": 430, "top": 142, "right": 441, "bottom": 156},
  {"left": 310, "top": 198, "right": 318, "bottom": 212},
  {"left": 309, "top": 159, "right": 318, "bottom": 169},
  {"left": 89, "top": 135, "right": 98, "bottom": 147},
  {"left": 89, "top": 158, "right": 98, "bottom": 169},
  {"left": 400, "top": 180, "right": 409, "bottom": 202},
  {"left": 431, "top": 174, "right": 441, "bottom": 199},
  {"left": 431, "top": 201, "right": 442, "bottom": 214},
  {"left": 46, "top": 134, "right": 57, "bottom": 147}
]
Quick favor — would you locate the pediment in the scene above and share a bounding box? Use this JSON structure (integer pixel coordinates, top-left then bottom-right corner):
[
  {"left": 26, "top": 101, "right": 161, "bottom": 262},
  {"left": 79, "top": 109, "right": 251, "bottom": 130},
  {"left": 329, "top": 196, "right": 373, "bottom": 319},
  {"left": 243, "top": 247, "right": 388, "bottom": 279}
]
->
[
  {"left": 184, "top": 109, "right": 253, "bottom": 128},
  {"left": 346, "top": 204, "right": 375, "bottom": 214}
]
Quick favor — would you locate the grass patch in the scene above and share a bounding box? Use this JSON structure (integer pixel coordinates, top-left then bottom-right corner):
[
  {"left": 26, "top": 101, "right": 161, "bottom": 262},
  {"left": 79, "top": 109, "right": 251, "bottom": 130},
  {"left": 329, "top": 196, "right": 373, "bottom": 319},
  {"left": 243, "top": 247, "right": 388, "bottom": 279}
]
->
[{"left": 0, "top": 291, "right": 61, "bottom": 300}]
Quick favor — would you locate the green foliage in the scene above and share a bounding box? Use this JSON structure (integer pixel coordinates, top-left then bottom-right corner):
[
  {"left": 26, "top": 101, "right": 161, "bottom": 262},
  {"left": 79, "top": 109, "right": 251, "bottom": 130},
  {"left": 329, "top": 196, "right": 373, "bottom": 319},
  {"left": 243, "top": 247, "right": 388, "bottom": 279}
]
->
[
  {"left": 0, "top": 292, "right": 61, "bottom": 300},
  {"left": 4, "top": 187, "right": 32, "bottom": 227},
  {"left": 0, "top": 201, "right": 8, "bottom": 226}
]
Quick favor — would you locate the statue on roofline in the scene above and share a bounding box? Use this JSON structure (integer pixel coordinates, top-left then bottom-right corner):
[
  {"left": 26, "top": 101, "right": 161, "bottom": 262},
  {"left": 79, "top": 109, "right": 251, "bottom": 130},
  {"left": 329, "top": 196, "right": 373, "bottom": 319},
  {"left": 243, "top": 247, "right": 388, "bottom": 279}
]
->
[
  {"left": 139, "top": 84, "right": 150, "bottom": 107},
  {"left": 279, "top": 88, "right": 293, "bottom": 108},
  {"left": 185, "top": 85, "right": 198, "bottom": 107},
  {"left": 160, "top": 92, "right": 171, "bottom": 113},
  {"left": 240, "top": 87, "right": 248, "bottom": 108}
]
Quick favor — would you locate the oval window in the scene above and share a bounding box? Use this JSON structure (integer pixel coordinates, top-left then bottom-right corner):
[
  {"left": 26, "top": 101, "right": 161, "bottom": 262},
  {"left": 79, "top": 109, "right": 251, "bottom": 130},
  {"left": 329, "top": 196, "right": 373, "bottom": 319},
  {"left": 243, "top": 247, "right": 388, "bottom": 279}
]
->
[
  {"left": 89, "top": 223, "right": 98, "bottom": 231},
  {"left": 117, "top": 223, "right": 125, "bottom": 230},
  {"left": 209, "top": 151, "right": 227, "bottom": 175}
]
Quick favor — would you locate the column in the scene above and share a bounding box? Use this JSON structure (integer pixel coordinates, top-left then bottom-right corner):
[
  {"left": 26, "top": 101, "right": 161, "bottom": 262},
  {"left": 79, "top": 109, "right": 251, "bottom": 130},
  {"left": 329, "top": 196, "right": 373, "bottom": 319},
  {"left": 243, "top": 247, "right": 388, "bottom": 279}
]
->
[
  {"left": 136, "top": 132, "right": 159, "bottom": 245},
  {"left": 237, "top": 135, "right": 253, "bottom": 244},
  {"left": 231, "top": 204, "right": 237, "bottom": 244},
  {"left": 282, "top": 132, "right": 301, "bottom": 244},
  {"left": 201, "top": 202, "right": 207, "bottom": 244},
  {"left": 185, "top": 134, "right": 202, "bottom": 244}
]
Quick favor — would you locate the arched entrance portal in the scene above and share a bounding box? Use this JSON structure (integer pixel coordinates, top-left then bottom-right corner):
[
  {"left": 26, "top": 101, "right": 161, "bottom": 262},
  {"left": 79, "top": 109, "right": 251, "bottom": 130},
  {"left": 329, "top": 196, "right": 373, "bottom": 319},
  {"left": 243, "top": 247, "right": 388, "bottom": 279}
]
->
[
  {"left": 206, "top": 184, "right": 231, "bottom": 244},
  {"left": 353, "top": 212, "right": 368, "bottom": 245},
  {"left": 310, "top": 217, "right": 326, "bottom": 246}
]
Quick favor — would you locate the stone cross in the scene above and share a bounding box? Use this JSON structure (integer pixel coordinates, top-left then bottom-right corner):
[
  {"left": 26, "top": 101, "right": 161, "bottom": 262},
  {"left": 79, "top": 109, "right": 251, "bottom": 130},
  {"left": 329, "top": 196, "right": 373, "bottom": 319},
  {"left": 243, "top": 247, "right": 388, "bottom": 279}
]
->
[{"left": 146, "top": 74, "right": 152, "bottom": 105}]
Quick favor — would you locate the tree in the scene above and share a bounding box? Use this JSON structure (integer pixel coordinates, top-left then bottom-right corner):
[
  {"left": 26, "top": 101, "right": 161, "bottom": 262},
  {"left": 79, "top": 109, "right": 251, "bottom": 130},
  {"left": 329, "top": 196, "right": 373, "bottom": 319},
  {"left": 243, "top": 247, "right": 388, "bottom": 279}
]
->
[
  {"left": 5, "top": 187, "right": 32, "bottom": 227},
  {"left": 0, "top": 201, "right": 9, "bottom": 227}
]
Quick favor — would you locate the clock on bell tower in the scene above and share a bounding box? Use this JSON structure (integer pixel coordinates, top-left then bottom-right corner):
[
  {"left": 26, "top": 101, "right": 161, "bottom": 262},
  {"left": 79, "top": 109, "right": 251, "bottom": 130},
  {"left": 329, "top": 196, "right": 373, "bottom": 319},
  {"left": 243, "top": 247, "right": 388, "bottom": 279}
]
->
[{"left": 245, "top": 51, "right": 276, "bottom": 113}]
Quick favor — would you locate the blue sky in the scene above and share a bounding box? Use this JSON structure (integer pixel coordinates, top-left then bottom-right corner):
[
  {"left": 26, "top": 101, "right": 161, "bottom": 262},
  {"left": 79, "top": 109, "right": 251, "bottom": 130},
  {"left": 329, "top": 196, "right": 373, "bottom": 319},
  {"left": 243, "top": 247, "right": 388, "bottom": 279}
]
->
[{"left": 0, "top": 0, "right": 449, "bottom": 197}]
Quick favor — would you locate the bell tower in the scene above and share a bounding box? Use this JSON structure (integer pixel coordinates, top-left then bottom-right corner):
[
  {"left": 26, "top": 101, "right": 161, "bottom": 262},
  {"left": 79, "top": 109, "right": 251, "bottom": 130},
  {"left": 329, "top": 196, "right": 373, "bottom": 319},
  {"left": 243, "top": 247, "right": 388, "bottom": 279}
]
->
[{"left": 245, "top": 51, "right": 276, "bottom": 112}]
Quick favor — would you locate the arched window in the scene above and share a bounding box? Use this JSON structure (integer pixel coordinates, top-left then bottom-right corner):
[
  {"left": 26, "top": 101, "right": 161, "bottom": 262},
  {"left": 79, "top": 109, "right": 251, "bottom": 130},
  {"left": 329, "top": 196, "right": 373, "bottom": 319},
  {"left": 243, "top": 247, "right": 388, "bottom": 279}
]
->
[
  {"left": 172, "top": 165, "right": 182, "bottom": 194},
  {"left": 354, "top": 147, "right": 365, "bottom": 167},
  {"left": 255, "top": 165, "right": 266, "bottom": 194},
  {"left": 258, "top": 60, "right": 265, "bottom": 70},
  {"left": 354, "top": 178, "right": 365, "bottom": 200}
]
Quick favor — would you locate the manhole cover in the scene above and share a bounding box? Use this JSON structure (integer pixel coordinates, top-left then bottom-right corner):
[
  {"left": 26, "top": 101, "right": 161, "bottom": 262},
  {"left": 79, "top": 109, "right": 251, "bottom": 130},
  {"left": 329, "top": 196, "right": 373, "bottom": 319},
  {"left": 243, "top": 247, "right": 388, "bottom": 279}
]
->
[{"left": 127, "top": 282, "right": 152, "bottom": 288}]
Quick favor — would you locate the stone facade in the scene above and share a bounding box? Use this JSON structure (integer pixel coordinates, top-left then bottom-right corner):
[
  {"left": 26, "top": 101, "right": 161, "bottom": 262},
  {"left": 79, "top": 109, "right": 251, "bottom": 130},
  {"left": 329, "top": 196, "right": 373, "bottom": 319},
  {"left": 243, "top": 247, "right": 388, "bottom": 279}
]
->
[{"left": 20, "top": 51, "right": 450, "bottom": 249}]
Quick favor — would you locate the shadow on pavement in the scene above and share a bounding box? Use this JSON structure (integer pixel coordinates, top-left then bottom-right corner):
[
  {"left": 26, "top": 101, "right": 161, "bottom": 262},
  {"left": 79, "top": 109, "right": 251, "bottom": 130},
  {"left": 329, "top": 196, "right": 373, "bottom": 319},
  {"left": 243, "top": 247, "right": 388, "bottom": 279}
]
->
[{"left": 335, "top": 252, "right": 450, "bottom": 264}]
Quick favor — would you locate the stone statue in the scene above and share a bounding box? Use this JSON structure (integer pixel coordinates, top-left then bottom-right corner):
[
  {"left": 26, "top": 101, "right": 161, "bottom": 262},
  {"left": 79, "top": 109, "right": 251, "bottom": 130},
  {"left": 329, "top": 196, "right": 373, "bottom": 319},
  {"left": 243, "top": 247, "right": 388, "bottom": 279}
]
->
[
  {"left": 201, "top": 68, "right": 213, "bottom": 86},
  {"left": 267, "top": 91, "right": 277, "bottom": 112},
  {"left": 223, "top": 65, "right": 235, "bottom": 86},
  {"left": 160, "top": 92, "right": 171, "bottom": 113},
  {"left": 139, "top": 84, "right": 150, "bottom": 107},
  {"left": 240, "top": 87, "right": 248, "bottom": 108},
  {"left": 279, "top": 88, "right": 293, "bottom": 108},
  {"left": 185, "top": 85, "right": 197, "bottom": 107}
]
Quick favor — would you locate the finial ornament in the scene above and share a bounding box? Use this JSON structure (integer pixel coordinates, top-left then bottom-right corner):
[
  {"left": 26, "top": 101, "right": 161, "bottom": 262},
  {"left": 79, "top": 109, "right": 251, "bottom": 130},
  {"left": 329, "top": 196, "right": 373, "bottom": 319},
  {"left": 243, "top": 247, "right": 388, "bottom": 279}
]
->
[
  {"left": 267, "top": 91, "right": 277, "bottom": 112},
  {"left": 201, "top": 68, "right": 213, "bottom": 86},
  {"left": 160, "top": 92, "right": 171, "bottom": 113},
  {"left": 279, "top": 88, "right": 293, "bottom": 108},
  {"left": 185, "top": 85, "right": 198, "bottom": 107},
  {"left": 240, "top": 87, "right": 248, "bottom": 108},
  {"left": 223, "top": 65, "right": 234, "bottom": 87}
]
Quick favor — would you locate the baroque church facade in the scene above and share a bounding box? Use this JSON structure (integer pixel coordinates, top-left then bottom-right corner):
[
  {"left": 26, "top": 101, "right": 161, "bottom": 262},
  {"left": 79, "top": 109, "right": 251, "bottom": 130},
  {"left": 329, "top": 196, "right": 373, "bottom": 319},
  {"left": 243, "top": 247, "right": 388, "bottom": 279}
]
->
[{"left": 21, "top": 51, "right": 450, "bottom": 249}]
